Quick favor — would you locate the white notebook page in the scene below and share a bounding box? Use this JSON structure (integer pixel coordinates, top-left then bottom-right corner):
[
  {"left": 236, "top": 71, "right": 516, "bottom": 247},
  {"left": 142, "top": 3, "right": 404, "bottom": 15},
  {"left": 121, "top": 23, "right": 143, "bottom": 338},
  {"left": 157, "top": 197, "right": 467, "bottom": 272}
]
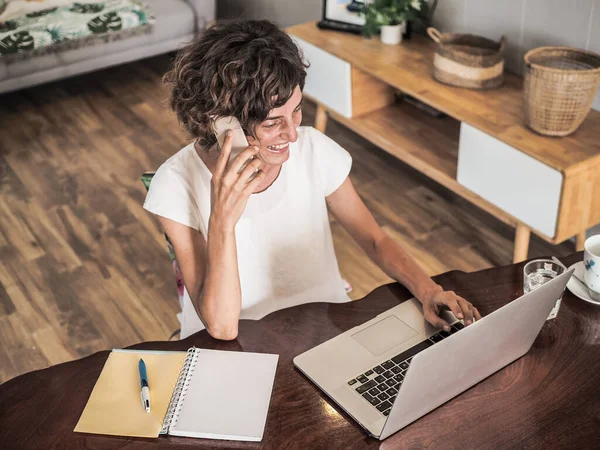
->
[{"left": 169, "top": 349, "right": 279, "bottom": 441}]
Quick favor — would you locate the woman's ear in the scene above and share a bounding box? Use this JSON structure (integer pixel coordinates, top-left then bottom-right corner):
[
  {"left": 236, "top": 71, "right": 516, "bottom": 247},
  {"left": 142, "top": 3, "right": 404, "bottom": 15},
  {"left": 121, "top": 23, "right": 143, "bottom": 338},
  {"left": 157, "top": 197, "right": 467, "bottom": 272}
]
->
[{"left": 246, "top": 132, "right": 260, "bottom": 147}]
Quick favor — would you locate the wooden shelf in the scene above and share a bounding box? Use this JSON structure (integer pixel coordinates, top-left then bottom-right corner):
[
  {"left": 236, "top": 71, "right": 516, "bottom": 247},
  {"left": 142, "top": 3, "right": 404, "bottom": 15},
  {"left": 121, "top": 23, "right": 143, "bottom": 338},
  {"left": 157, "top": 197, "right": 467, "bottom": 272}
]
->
[
  {"left": 326, "top": 99, "right": 521, "bottom": 230},
  {"left": 288, "top": 21, "right": 600, "bottom": 175},
  {"left": 330, "top": 100, "right": 459, "bottom": 182}
]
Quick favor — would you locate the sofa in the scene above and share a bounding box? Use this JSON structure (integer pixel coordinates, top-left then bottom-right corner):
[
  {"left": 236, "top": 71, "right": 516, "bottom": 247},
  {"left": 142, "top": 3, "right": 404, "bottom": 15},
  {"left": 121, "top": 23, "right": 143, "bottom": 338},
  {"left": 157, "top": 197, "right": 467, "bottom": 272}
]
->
[{"left": 0, "top": 0, "right": 215, "bottom": 94}]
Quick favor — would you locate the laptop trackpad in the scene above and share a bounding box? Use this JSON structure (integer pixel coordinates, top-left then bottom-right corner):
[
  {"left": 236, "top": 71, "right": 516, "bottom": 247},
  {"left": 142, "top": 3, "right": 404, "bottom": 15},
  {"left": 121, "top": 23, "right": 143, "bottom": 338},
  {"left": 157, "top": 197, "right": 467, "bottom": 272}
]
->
[{"left": 351, "top": 315, "right": 418, "bottom": 356}]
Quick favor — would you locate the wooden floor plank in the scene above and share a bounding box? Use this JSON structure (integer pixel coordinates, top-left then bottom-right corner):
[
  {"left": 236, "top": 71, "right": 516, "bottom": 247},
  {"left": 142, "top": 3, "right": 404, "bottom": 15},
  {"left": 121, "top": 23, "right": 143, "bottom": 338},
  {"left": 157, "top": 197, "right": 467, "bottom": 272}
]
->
[
  {"left": 2, "top": 279, "right": 47, "bottom": 332},
  {"left": 0, "top": 197, "right": 45, "bottom": 262},
  {"left": 0, "top": 262, "right": 55, "bottom": 331},
  {"left": 331, "top": 220, "right": 393, "bottom": 301},
  {"left": 381, "top": 225, "right": 454, "bottom": 277},
  {"left": 12, "top": 199, "right": 82, "bottom": 273},
  {"left": 0, "top": 282, "right": 16, "bottom": 317},
  {"left": 32, "top": 326, "right": 78, "bottom": 367},
  {"left": 68, "top": 262, "right": 146, "bottom": 348},
  {"left": 0, "top": 314, "right": 50, "bottom": 379}
]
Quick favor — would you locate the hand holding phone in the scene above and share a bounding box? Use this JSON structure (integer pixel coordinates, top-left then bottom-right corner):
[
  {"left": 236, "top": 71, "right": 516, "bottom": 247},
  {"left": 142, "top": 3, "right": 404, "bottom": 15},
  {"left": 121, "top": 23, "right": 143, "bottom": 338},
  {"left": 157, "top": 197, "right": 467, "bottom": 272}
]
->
[
  {"left": 212, "top": 116, "right": 259, "bottom": 181},
  {"left": 209, "top": 120, "right": 265, "bottom": 229}
]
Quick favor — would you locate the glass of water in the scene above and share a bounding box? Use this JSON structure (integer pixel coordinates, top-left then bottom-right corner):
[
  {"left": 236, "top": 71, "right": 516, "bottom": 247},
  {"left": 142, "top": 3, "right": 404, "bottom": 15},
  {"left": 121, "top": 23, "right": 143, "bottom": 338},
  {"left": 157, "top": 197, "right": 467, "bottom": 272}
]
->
[{"left": 523, "top": 259, "right": 565, "bottom": 294}]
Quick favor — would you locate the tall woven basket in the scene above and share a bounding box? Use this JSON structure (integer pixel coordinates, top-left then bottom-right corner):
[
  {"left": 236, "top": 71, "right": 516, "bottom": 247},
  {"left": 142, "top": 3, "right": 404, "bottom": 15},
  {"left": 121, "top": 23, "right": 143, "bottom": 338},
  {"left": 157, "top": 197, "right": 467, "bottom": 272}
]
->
[
  {"left": 427, "top": 28, "right": 506, "bottom": 89},
  {"left": 524, "top": 46, "right": 600, "bottom": 136}
]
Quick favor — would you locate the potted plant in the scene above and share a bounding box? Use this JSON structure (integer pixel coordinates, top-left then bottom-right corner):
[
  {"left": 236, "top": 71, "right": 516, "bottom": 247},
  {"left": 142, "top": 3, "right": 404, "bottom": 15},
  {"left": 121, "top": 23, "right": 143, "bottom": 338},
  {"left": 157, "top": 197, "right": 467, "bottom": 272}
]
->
[{"left": 360, "top": 0, "right": 426, "bottom": 45}]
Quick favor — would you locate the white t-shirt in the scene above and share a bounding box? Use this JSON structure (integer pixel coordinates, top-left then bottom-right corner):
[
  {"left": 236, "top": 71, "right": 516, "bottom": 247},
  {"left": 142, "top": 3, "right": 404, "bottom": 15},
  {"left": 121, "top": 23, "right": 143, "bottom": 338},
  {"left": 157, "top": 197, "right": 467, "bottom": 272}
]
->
[{"left": 144, "top": 126, "right": 352, "bottom": 338}]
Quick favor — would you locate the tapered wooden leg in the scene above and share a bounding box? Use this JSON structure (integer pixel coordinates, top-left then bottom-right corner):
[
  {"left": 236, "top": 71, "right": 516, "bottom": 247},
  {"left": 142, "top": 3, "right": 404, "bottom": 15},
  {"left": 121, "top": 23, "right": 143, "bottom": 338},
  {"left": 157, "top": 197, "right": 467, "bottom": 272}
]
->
[
  {"left": 513, "top": 224, "right": 531, "bottom": 263},
  {"left": 315, "top": 103, "right": 328, "bottom": 133},
  {"left": 576, "top": 231, "right": 587, "bottom": 251}
]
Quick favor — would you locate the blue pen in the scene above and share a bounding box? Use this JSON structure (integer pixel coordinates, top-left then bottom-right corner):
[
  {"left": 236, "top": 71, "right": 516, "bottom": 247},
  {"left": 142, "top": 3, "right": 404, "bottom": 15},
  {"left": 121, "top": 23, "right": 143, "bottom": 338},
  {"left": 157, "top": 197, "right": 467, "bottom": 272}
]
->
[{"left": 139, "top": 358, "right": 151, "bottom": 412}]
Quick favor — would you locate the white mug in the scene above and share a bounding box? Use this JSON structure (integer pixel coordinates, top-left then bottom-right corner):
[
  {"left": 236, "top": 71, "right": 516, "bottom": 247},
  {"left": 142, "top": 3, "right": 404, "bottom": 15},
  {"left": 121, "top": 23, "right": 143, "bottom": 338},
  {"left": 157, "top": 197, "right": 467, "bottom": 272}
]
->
[{"left": 583, "top": 235, "right": 600, "bottom": 301}]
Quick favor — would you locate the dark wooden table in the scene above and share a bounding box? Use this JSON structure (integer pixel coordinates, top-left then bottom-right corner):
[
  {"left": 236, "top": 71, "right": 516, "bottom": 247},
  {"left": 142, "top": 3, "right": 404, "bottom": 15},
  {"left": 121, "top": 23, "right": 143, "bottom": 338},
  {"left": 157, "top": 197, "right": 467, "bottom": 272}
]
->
[{"left": 1, "top": 252, "right": 599, "bottom": 449}]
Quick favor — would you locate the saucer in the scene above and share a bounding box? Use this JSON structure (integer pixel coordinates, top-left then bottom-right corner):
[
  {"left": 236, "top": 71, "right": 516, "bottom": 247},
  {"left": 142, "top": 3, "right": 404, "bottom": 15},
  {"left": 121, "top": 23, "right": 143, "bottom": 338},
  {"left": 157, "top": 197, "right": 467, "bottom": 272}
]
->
[{"left": 566, "top": 261, "right": 600, "bottom": 306}]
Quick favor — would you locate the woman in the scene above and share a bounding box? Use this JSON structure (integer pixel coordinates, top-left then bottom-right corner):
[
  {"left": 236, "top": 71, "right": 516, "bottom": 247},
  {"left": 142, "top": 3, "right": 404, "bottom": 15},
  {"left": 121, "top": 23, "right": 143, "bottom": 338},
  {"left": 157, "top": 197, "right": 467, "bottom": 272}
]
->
[{"left": 144, "top": 19, "right": 481, "bottom": 340}]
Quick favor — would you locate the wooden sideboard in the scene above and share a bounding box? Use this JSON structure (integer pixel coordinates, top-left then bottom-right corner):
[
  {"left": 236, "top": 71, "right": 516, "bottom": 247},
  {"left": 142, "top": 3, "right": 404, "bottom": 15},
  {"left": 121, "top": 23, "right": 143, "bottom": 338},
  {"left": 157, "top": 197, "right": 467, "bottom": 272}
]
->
[{"left": 287, "top": 21, "right": 600, "bottom": 262}]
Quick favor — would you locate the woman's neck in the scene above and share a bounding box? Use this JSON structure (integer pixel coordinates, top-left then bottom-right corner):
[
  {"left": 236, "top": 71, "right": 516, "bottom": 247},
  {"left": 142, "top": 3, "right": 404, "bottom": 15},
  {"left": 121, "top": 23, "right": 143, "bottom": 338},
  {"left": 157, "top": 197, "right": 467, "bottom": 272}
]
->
[{"left": 253, "top": 164, "right": 282, "bottom": 193}]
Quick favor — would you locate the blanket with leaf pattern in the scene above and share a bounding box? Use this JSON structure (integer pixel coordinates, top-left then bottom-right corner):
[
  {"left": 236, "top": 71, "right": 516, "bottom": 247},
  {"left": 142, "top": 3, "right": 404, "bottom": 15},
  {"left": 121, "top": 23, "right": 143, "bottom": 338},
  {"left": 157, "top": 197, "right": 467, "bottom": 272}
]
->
[{"left": 0, "top": 1, "right": 154, "bottom": 63}]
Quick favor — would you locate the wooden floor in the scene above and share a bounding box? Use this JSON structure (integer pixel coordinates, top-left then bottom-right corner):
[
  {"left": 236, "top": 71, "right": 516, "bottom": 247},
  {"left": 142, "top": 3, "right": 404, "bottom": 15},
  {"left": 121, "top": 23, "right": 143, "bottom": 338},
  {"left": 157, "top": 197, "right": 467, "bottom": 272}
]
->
[{"left": 0, "top": 54, "right": 574, "bottom": 384}]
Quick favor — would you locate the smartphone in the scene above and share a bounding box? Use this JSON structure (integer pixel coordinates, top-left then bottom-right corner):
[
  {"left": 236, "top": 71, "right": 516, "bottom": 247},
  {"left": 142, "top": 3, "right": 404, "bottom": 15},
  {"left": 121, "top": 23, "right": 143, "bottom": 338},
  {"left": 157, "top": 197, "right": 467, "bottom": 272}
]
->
[
  {"left": 212, "top": 116, "right": 258, "bottom": 181},
  {"left": 212, "top": 116, "right": 249, "bottom": 163}
]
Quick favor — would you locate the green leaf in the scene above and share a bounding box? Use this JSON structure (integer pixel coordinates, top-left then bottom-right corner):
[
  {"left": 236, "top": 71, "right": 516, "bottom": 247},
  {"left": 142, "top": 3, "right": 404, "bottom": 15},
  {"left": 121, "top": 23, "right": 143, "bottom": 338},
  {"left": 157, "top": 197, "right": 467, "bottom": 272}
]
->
[
  {"left": 87, "top": 12, "right": 122, "bottom": 34},
  {"left": 359, "top": 0, "right": 426, "bottom": 36},
  {"left": 140, "top": 173, "right": 154, "bottom": 191},
  {"left": 167, "top": 241, "right": 176, "bottom": 260},
  {"left": 0, "top": 20, "right": 18, "bottom": 33},
  {"left": 70, "top": 3, "right": 105, "bottom": 14},
  {"left": 47, "top": 25, "right": 67, "bottom": 43},
  {"left": 26, "top": 7, "right": 58, "bottom": 18},
  {"left": 0, "top": 31, "right": 34, "bottom": 54},
  {"left": 133, "top": 9, "right": 148, "bottom": 24}
]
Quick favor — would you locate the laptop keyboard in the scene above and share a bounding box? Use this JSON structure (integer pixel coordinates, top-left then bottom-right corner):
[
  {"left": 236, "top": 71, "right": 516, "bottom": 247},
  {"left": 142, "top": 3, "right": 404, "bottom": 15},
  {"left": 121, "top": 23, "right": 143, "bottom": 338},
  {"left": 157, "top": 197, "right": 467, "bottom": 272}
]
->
[{"left": 347, "top": 321, "right": 465, "bottom": 416}]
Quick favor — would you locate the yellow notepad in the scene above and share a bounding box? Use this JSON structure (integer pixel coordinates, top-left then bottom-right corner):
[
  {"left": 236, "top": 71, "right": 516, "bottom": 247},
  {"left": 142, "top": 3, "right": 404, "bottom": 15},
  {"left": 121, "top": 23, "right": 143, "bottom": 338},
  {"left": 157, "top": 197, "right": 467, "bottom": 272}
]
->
[
  {"left": 74, "top": 349, "right": 187, "bottom": 438},
  {"left": 75, "top": 347, "right": 279, "bottom": 441}
]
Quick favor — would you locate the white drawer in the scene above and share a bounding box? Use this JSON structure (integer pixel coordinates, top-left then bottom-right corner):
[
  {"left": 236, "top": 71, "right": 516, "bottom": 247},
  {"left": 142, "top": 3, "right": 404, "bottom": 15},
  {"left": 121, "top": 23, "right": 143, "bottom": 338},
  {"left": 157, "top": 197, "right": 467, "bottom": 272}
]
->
[
  {"left": 457, "top": 123, "right": 563, "bottom": 237},
  {"left": 291, "top": 36, "right": 352, "bottom": 118}
]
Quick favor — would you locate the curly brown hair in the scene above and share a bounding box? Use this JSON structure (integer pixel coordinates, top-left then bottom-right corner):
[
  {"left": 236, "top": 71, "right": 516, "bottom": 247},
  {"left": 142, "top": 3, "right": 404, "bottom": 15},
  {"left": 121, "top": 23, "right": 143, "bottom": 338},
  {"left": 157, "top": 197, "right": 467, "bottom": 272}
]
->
[{"left": 164, "top": 19, "right": 309, "bottom": 149}]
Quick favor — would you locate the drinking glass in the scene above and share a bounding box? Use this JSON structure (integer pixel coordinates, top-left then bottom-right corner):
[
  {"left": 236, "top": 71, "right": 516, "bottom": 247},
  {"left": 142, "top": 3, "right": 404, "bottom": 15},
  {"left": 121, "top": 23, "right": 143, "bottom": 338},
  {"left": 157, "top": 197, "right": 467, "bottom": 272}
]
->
[
  {"left": 523, "top": 259, "right": 566, "bottom": 320},
  {"left": 523, "top": 259, "right": 565, "bottom": 293}
]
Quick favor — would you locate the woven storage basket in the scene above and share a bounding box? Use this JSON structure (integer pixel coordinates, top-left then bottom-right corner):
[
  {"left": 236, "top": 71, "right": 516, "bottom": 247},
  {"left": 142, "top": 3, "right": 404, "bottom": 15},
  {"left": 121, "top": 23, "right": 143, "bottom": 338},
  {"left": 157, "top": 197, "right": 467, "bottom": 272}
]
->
[
  {"left": 523, "top": 46, "right": 600, "bottom": 137},
  {"left": 427, "top": 27, "right": 506, "bottom": 89}
]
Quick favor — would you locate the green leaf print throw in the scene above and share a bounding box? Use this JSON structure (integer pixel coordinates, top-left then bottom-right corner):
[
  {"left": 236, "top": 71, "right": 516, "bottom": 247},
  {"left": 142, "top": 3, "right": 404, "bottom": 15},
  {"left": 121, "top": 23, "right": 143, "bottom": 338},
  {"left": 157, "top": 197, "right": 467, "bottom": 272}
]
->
[{"left": 0, "top": 1, "right": 154, "bottom": 62}]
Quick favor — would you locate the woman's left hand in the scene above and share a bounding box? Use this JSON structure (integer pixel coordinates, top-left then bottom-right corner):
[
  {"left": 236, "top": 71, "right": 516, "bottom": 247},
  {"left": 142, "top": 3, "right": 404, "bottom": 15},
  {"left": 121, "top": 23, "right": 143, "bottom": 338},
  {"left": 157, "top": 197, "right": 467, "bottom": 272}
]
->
[{"left": 421, "top": 289, "right": 481, "bottom": 332}]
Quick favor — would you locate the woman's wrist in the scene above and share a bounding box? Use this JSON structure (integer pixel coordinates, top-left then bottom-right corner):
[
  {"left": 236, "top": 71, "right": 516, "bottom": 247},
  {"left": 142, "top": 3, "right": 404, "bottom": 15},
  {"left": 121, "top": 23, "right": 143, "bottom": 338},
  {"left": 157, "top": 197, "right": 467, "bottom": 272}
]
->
[
  {"left": 206, "top": 218, "right": 237, "bottom": 262},
  {"left": 208, "top": 215, "right": 237, "bottom": 236},
  {"left": 415, "top": 281, "right": 443, "bottom": 305}
]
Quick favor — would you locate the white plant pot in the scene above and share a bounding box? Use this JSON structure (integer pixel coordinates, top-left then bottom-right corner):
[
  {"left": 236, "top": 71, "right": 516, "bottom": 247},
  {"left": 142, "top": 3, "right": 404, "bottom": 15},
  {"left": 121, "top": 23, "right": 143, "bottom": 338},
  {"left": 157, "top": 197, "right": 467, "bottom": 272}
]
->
[{"left": 380, "top": 23, "right": 404, "bottom": 45}]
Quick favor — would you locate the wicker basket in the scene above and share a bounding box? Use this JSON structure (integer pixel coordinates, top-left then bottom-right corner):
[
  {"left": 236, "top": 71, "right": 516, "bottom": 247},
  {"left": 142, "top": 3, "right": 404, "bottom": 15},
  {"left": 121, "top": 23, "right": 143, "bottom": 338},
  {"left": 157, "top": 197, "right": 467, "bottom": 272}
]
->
[
  {"left": 427, "top": 27, "right": 506, "bottom": 89},
  {"left": 523, "top": 47, "right": 600, "bottom": 136}
]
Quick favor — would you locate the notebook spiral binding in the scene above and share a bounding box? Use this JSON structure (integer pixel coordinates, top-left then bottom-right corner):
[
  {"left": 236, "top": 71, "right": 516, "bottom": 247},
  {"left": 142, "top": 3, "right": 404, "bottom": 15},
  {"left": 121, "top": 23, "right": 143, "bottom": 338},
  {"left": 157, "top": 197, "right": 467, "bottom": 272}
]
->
[{"left": 160, "top": 347, "right": 201, "bottom": 434}]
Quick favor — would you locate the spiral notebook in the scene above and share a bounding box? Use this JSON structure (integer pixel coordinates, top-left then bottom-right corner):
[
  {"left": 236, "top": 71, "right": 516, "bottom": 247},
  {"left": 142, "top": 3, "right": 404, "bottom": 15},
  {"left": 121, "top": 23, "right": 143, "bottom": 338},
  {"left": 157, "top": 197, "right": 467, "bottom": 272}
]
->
[{"left": 74, "top": 347, "right": 279, "bottom": 441}]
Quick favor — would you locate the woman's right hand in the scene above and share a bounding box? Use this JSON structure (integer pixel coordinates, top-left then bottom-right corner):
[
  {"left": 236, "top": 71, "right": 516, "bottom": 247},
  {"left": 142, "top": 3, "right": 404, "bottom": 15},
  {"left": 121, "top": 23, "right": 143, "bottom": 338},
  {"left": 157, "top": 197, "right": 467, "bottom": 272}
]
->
[{"left": 209, "top": 130, "right": 266, "bottom": 231}]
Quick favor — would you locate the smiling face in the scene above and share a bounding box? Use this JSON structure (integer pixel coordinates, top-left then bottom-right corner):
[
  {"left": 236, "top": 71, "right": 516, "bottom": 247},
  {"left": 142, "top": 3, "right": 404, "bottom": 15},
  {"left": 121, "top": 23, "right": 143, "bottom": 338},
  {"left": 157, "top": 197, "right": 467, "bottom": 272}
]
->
[{"left": 246, "top": 85, "right": 303, "bottom": 168}]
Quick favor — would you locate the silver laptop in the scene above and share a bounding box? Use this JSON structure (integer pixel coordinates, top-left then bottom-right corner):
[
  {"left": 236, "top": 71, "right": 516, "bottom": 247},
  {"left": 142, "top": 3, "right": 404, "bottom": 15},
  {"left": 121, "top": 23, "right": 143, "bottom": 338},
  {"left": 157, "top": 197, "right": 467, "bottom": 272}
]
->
[{"left": 294, "top": 268, "right": 573, "bottom": 440}]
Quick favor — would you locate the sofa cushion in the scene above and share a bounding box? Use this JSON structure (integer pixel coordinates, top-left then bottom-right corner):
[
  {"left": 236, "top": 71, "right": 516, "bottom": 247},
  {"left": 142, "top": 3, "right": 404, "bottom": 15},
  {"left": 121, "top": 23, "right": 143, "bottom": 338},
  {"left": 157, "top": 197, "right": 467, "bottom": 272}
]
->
[
  {"left": 147, "top": 0, "right": 197, "bottom": 43},
  {"left": 57, "top": 29, "right": 152, "bottom": 64},
  {"left": 56, "top": 0, "right": 195, "bottom": 65},
  {"left": 183, "top": 0, "right": 215, "bottom": 29}
]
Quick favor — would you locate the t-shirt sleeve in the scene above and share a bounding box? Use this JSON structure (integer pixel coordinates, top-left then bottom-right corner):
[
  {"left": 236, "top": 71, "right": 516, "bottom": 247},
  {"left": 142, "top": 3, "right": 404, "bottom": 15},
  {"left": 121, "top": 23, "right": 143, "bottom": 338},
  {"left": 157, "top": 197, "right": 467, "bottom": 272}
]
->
[
  {"left": 309, "top": 127, "right": 353, "bottom": 197},
  {"left": 143, "top": 163, "right": 201, "bottom": 230}
]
